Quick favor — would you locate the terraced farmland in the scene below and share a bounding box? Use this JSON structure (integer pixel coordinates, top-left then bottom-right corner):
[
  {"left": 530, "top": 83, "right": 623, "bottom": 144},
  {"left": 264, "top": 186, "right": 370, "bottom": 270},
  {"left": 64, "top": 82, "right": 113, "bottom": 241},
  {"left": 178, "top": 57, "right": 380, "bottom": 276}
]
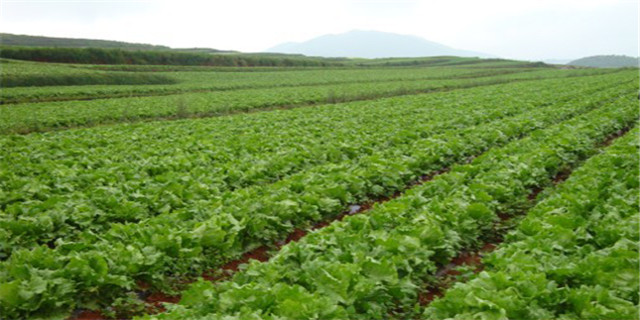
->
[{"left": 0, "top": 56, "right": 637, "bottom": 320}]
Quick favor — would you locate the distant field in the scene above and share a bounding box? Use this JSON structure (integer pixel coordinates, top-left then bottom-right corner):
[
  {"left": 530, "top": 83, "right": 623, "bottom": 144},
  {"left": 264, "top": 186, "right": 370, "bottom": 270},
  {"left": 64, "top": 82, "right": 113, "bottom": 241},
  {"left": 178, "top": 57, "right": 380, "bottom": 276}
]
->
[{"left": 0, "top": 55, "right": 637, "bottom": 320}]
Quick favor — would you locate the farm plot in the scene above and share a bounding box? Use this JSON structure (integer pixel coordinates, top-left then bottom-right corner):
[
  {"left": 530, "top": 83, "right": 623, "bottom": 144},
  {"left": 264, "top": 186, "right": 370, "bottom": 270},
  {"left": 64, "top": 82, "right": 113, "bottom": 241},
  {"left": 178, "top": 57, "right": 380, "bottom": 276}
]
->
[
  {"left": 0, "top": 62, "right": 637, "bottom": 320},
  {"left": 145, "top": 88, "right": 639, "bottom": 320},
  {"left": 0, "top": 75, "right": 634, "bottom": 257},
  {"left": 0, "top": 61, "right": 549, "bottom": 104}
]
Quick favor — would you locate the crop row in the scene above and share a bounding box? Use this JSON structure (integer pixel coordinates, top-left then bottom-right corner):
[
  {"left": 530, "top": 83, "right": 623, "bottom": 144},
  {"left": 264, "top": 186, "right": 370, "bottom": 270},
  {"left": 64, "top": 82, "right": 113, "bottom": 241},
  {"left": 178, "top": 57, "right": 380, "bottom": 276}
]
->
[
  {"left": 0, "top": 78, "right": 635, "bottom": 318},
  {"left": 148, "top": 93, "right": 638, "bottom": 320},
  {"left": 1, "top": 75, "right": 629, "bottom": 258},
  {"left": 0, "top": 69, "right": 542, "bottom": 133},
  {"left": 423, "top": 126, "right": 639, "bottom": 320},
  {"left": 1, "top": 58, "right": 176, "bottom": 87},
  {"left": 2, "top": 72, "right": 177, "bottom": 88},
  {"left": 0, "top": 64, "right": 544, "bottom": 103},
  {"left": 0, "top": 68, "right": 631, "bottom": 134}
]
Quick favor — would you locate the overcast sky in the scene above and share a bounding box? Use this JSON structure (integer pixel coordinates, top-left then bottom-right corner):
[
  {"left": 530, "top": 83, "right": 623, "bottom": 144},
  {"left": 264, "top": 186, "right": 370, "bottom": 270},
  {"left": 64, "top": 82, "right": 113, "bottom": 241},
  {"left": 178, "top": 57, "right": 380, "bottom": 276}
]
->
[{"left": 1, "top": 0, "right": 638, "bottom": 60}]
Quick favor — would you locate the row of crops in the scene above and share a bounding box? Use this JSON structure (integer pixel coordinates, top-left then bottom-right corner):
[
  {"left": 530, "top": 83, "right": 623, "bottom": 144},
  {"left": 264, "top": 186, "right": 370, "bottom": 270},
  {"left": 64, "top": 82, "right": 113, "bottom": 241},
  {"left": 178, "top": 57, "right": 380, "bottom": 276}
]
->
[
  {"left": 3, "top": 68, "right": 611, "bottom": 107},
  {"left": 2, "top": 60, "right": 556, "bottom": 103},
  {"left": 0, "top": 68, "right": 629, "bottom": 134},
  {"left": 0, "top": 59, "right": 638, "bottom": 319},
  {"left": 0, "top": 59, "right": 177, "bottom": 88}
]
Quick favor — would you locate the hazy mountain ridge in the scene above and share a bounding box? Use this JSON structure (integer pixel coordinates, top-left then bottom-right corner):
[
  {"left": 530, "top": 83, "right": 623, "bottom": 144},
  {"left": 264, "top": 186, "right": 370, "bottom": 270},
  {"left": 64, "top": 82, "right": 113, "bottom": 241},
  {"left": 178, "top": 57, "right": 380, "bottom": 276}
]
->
[
  {"left": 568, "top": 55, "right": 638, "bottom": 68},
  {"left": 266, "top": 30, "right": 495, "bottom": 59}
]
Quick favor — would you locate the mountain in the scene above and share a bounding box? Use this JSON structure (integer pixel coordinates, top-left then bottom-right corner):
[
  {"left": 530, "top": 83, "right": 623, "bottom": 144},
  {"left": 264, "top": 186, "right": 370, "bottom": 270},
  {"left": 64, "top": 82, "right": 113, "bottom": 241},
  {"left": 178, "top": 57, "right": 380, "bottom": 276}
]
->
[
  {"left": 567, "top": 55, "right": 638, "bottom": 68},
  {"left": 265, "top": 30, "right": 494, "bottom": 59}
]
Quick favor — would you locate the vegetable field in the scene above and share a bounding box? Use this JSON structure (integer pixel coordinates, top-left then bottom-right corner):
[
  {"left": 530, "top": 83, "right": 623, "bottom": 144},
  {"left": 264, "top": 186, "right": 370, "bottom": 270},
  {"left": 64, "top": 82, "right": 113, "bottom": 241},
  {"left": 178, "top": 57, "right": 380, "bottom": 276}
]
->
[{"left": 0, "top": 56, "right": 638, "bottom": 320}]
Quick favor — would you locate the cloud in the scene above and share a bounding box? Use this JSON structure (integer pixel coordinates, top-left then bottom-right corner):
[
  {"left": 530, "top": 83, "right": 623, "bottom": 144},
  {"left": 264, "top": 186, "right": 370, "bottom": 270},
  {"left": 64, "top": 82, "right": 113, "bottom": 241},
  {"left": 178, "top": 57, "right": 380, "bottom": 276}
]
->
[{"left": 2, "top": 0, "right": 153, "bottom": 23}]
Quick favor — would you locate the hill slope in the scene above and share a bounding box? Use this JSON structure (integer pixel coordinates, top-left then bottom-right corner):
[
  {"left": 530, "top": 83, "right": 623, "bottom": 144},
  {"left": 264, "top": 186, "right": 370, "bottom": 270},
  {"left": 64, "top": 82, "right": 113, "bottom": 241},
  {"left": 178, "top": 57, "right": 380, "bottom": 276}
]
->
[
  {"left": 0, "top": 33, "right": 346, "bottom": 67},
  {"left": 0, "top": 46, "right": 346, "bottom": 67},
  {"left": 568, "top": 55, "right": 638, "bottom": 68},
  {"left": 0, "top": 33, "right": 173, "bottom": 50},
  {"left": 266, "top": 30, "right": 494, "bottom": 58}
]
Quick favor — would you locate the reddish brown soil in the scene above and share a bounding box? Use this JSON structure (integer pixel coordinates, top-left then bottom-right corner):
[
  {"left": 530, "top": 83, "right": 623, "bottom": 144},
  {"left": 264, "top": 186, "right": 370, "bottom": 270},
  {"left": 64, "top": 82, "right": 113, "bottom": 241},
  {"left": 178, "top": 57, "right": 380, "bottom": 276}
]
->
[
  {"left": 68, "top": 290, "right": 181, "bottom": 320},
  {"left": 553, "top": 169, "right": 572, "bottom": 184},
  {"left": 496, "top": 212, "right": 511, "bottom": 221},
  {"left": 600, "top": 127, "right": 632, "bottom": 147},
  {"left": 202, "top": 245, "right": 271, "bottom": 282},
  {"left": 418, "top": 290, "right": 442, "bottom": 306},
  {"left": 72, "top": 310, "right": 107, "bottom": 320},
  {"left": 419, "top": 242, "right": 498, "bottom": 306},
  {"left": 527, "top": 186, "right": 543, "bottom": 201},
  {"left": 144, "top": 292, "right": 181, "bottom": 314}
]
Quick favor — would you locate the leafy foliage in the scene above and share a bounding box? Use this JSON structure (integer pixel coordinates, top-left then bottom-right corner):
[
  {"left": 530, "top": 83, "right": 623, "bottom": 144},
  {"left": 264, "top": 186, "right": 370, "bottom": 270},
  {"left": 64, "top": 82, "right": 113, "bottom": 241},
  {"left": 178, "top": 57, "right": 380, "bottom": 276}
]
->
[
  {"left": 148, "top": 90, "right": 638, "bottom": 320},
  {"left": 423, "top": 126, "right": 639, "bottom": 320},
  {"left": 0, "top": 60, "right": 637, "bottom": 319},
  {"left": 1, "top": 75, "right": 633, "bottom": 258}
]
